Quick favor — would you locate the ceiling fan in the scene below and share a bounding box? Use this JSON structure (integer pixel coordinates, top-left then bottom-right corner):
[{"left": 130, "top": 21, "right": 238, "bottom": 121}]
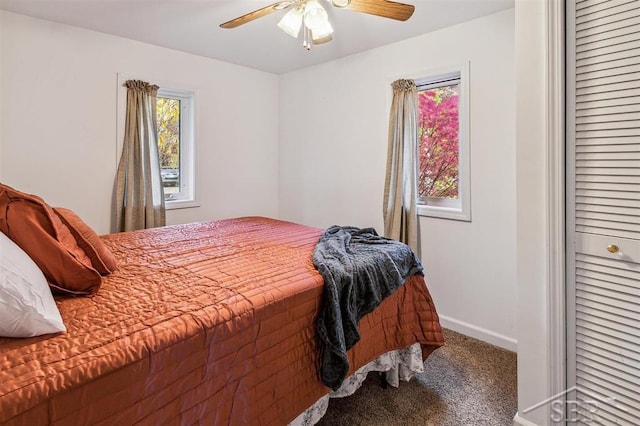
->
[{"left": 220, "top": 0, "right": 415, "bottom": 50}]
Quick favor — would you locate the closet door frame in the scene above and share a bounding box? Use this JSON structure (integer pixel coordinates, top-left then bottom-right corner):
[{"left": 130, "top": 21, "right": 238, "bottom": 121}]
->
[
  {"left": 549, "top": 0, "right": 567, "bottom": 417},
  {"left": 565, "top": 0, "right": 576, "bottom": 404}
]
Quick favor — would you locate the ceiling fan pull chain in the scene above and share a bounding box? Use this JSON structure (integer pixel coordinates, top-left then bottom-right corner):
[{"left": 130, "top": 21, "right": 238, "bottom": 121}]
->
[
  {"left": 304, "top": 25, "right": 311, "bottom": 50},
  {"left": 303, "top": 24, "right": 306, "bottom": 49}
]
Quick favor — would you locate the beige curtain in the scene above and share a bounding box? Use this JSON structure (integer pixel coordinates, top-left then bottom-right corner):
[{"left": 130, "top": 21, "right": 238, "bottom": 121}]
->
[
  {"left": 115, "top": 80, "right": 166, "bottom": 232},
  {"left": 383, "top": 79, "right": 419, "bottom": 252}
]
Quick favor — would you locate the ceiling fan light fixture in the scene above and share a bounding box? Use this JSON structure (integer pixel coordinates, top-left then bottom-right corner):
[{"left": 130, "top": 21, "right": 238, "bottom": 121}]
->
[
  {"left": 331, "top": 0, "right": 351, "bottom": 8},
  {"left": 311, "top": 19, "right": 333, "bottom": 43},
  {"left": 312, "top": 32, "right": 333, "bottom": 45},
  {"left": 277, "top": 7, "right": 303, "bottom": 38},
  {"left": 303, "top": 0, "right": 329, "bottom": 30}
]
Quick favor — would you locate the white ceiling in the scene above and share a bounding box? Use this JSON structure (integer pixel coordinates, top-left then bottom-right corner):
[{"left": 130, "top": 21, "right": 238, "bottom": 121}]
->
[{"left": 0, "top": 0, "right": 514, "bottom": 74}]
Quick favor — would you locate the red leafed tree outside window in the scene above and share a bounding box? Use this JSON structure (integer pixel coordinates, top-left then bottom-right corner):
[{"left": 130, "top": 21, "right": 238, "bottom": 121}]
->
[{"left": 417, "top": 84, "right": 460, "bottom": 200}]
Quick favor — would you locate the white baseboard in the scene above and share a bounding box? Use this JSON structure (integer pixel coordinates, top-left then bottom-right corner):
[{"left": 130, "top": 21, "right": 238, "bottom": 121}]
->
[
  {"left": 513, "top": 412, "right": 539, "bottom": 426},
  {"left": 439, "top": 314, "right": 517, "bottom": 352}
]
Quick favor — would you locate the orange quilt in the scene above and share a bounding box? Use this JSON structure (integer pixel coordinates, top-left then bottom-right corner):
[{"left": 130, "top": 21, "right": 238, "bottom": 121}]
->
[{"left": 0, "top": 217, "right": 444, "bottom": 425}]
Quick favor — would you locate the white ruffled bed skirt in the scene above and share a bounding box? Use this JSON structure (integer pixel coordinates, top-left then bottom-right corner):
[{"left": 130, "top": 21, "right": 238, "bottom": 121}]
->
[{"left": 289, "top": 343, "right": 424, "bottom": 426}]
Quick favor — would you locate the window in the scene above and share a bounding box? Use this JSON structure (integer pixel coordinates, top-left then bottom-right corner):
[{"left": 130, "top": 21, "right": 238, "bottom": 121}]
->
[
  {"left": 415, "top": 65, "right": 470, "bottom": 221},
  {"left": 156, "top": 87, "right": 197, "bottom": 209}
]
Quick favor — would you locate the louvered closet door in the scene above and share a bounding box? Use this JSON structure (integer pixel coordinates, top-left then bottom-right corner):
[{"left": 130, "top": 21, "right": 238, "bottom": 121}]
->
[{"left": 567, "top": 0, "right": 640, "bottom": 424}]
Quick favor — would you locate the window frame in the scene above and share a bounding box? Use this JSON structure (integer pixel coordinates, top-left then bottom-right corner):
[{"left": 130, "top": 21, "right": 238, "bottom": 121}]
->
[
  {"left": 116, "top": 74, "right": 199, "bottom": 211},
  {"left": 156, "top": 87, "right": 197, "bottom": 209},
  {"left": 414, "top": 63, "right": 471, "bottom": 222}
]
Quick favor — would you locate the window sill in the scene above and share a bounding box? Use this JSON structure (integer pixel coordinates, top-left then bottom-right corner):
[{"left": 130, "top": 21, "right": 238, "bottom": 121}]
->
[
  {"left": 165, "top": 200, "right": 200, "bottom": 210},
  {"left": 417, "top": 204, "right": 471, "bottom": 222}
]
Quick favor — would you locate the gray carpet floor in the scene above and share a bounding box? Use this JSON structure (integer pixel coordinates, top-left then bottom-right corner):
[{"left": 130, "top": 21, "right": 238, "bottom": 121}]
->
[{"left": 316, "top": 329, "right": 517, "bottom": 426}]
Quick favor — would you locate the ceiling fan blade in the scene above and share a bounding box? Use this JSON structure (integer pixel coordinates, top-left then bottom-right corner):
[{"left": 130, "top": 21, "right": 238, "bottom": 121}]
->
[
  {"left": 344, "top": 0, "right": 415, "bottom": 21},
  {"left": 220, "top": 1, "right": 294, "bottom": 29}
]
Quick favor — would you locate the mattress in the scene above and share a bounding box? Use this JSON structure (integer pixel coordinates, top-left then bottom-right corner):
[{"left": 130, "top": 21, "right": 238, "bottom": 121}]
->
[{"left": 0, "top": 217, "right": 444, "bottom": 425}]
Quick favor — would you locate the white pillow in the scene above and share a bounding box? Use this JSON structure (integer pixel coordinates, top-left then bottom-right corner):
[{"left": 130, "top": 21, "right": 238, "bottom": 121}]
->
[{"left": 0, "top": 231, "right": 66, "bottom": 337}]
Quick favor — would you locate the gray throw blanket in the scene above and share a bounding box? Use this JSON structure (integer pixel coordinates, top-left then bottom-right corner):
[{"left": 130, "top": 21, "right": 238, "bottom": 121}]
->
[{"left": 313, "top": 225, "right": 423, "bottom": 390}]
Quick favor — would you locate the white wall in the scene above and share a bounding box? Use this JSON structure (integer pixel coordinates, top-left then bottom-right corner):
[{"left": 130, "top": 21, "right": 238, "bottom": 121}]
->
[
  {"left": 279, "top": 9, "right": 517, "bottom": 350},
  {"left": 0, "top": 11, "right": 279, "bottom": 234}
]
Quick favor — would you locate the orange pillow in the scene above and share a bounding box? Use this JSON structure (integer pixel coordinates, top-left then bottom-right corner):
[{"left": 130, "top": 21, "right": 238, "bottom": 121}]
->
[
  {"left": 54, "top": 207, "right": 117, "bottom": 275},
  {"left": 0, "top": 184, "right": 101, "bottom": 295}
]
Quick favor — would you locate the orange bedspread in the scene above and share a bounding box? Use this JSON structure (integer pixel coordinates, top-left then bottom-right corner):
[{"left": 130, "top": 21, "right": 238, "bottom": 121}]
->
[{"left": 0, "top": 217, "right": 444, "bottom": 425}]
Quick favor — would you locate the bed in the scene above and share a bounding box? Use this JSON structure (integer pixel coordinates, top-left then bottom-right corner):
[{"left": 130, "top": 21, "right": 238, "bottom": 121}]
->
[{"left": 0, "top": 216, "right": 444, "bottom": 425}]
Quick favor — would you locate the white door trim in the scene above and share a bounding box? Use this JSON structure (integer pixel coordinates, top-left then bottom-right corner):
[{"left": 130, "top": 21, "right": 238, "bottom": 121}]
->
[{"left": 547, "top": 0, "right": 566, "bottom": 420}]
